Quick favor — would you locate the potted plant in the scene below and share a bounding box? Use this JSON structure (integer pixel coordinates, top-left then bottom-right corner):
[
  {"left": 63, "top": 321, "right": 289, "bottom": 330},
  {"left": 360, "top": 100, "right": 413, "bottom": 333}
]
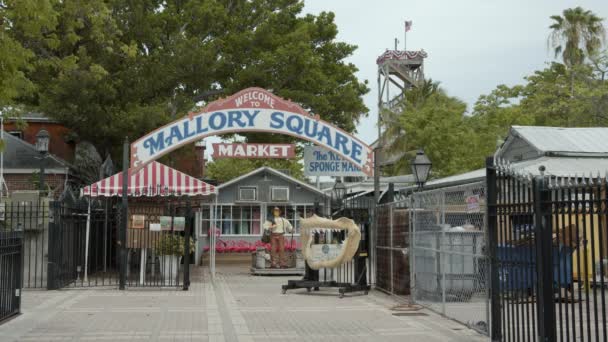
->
[{"left": 155, "top": 234, "right": 194, "bottom": 284}]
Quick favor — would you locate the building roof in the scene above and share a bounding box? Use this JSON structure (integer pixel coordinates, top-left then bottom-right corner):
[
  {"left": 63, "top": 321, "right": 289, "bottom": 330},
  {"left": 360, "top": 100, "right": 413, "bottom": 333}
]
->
[
  {"left": 503, "top": 126, "right": 608, "bottom": 157},
  {"left": 217, "top": 167, "right": 326, "bottom": 196},
  {"left": 6, "top": 112, "right": 58, "bottom": 123},
  {"left": 419, "top": 156, "right": 608, "bottom": 190},
  {"left": 2, "top": 131, "right": 72, "bottom": 173},
  {"left": 82, "top": 161, "right": 216, "bottom": 197},
  {"left": 423, "top": 168, "right": 486, "bottom": 189}
]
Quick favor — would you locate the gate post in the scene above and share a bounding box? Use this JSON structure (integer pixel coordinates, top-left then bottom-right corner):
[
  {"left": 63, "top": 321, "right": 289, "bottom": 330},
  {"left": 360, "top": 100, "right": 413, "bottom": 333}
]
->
[
  {"left": 486, "top": 157, "right": 501, "bottom": 341},
  {"left": 47, "top": 201, "right": 60, "bottom": 290},
  {"left": 183, "top": 199, "right": 192, "bottom": 290},
  {"left": 533, "top": 175, "right": 556, "bottom": 342},
  {"left": 119, "top": 137, "right": 129, "bottom": 290}
]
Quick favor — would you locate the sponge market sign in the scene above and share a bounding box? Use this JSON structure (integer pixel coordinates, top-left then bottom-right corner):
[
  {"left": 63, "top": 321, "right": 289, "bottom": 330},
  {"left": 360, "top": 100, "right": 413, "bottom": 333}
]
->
[{"left": 131, "top": 88, "right": 374, "bottom": 176}]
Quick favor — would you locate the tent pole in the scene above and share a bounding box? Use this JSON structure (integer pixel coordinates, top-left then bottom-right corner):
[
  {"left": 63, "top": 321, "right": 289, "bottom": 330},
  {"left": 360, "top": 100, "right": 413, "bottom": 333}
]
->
[
  {"left": 84, "top": 198, "right": 91, "bottom": 283},
  {"left": 119, "top": 137, "right": 129, "bottom": 290}
]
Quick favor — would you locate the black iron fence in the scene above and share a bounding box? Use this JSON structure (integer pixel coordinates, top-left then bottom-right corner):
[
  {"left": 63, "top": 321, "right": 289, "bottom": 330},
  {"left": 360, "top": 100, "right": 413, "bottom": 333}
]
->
[
  {"left": 1, "top": 198, "right": 194, "bottom": 291},
  {"left": 487, "top": 158, "right": 608, "bottom": 342},
  {"left": 0, "top": 219, "right": 23, "bottom": 323}
]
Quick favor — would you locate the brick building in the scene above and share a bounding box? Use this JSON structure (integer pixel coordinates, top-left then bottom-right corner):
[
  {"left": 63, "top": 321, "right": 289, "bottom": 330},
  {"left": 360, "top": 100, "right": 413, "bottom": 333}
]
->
[{"left": 2, "top": 131, "right": 76, "bottom": 197}]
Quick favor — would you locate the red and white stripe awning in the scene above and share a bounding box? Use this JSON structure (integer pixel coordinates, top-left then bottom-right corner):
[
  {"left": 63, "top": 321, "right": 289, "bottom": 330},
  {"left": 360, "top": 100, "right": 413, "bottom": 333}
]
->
[{"left": 82, "top": 161, "right": 216, "bottom": 197}]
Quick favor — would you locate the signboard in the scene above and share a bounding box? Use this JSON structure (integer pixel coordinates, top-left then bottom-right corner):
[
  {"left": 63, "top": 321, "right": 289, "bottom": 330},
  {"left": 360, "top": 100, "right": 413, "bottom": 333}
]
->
[
  {"left": 131, "top": 88, "right": 374, "bottom": 176},
  {"left": 211, "top": 143, "right": 295, "bottom": 159},
  {"left": 466, "top": 195, "right": 481, "bottom": 213},
  {"left": 303, "top": 146, "right": 367, "bottom": 177},
  {"left": 173, "top": 217, "right": 185, "bottom": 231},
  {"left": 310, "top": 244, "right": 343, "bottom": 263},
  {"left": 131, "top": 215, "right": 145, "bottom": 229},
  {"left": 160, "top": 216, "right": 172, "bottom": 231}
]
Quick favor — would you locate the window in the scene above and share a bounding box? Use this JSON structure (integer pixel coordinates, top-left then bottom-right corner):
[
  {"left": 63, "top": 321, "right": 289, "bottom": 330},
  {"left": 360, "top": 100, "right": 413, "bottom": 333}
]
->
[
  {"left": 265, "top": 204, "right": 313, "bottom": 234},
  {"left": 200, "top": 204, "right": 262, "bottom": 235},
  {"left": 8, "top": 131, "right": 23, "bottom": 139},
  {"left": 239, "top": 186, "right": 257, "bottom": 201},
  {"left": 271, "top": 186, "right": 289, "bottom": 201}
]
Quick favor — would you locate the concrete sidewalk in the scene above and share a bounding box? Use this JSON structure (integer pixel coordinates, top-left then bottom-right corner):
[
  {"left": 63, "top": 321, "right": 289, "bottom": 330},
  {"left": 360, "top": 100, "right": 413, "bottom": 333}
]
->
[{"left": 1, "top": 266, "right": 487, "bottom": 341}]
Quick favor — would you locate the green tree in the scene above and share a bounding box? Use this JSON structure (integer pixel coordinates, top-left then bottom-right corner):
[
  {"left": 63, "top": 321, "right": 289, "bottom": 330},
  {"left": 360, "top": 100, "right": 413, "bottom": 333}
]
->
[
  {"left": 206, "top": 158, "right": 304, "bottom": 183},
  {"left": 381, "top": 85, "right": 471, "bottom": 178},
  {"left": 549, "top": 6, "right": 606, "bottom": 67},
  {"left": 5, "top": 0, "right": 368, "bottom": 163}
]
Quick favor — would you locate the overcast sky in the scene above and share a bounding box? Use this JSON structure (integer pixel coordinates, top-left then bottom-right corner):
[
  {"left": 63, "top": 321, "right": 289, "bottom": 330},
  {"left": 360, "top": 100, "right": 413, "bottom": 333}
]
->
[{"left": 303, "top": 0, "right": 608, "bottom": 144}]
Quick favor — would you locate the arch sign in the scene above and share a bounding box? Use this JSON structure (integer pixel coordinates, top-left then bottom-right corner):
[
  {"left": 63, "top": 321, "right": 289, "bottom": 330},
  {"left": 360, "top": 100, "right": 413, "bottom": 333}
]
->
[{"left": 131, "top": 87, "right": 374, "bottom": 176}]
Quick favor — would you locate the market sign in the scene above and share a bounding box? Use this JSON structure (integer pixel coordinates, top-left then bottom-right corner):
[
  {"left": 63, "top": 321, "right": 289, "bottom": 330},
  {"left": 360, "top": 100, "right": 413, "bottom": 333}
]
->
[
  {"left": 303, "top": 146, "right": 367, "bottom": 177},
  {"left": 131, "top": 88, "right": 374, "bottom": 176},
  {"left": 211, "top": 143, "right": 295, "bottom": 159}
]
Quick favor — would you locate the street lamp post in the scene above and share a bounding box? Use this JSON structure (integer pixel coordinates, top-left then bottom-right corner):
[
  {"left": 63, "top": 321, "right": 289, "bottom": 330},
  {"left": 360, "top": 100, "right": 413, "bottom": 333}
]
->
[
  {"left": 411, "top": 149, "right": 432, "bottom": 190},
  {"left": 35, "top": 129, "right": 50, "bottom": 194},
  {"left": 332, "top": 179, "right": 347, "bottom": 209}
]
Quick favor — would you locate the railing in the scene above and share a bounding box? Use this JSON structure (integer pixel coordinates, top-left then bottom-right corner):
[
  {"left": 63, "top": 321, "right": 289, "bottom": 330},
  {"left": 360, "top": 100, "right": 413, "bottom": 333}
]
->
[
  {"left": 0, "top": 202, "right": 24, "bottom": 323},
  {"left": 487, "top": 158, "right": 608, "bottom": 341}
]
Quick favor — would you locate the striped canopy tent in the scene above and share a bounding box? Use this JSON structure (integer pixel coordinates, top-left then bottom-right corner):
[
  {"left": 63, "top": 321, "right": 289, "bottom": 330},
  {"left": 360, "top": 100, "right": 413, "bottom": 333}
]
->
[{"left": 82, "top": 161, "right": 216, "bottom": 197}]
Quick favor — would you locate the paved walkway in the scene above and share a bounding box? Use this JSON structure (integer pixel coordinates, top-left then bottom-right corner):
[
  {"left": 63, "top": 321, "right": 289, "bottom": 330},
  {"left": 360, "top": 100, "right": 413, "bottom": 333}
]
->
[{"left": 1, "top": 266, "right": 487, "bottom": 341}]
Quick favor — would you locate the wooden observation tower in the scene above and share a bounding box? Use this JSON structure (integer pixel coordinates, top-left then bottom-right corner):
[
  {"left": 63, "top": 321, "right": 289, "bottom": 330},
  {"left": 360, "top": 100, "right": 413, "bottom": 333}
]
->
[
  {"left": 377, "top": 49, "right": 427, "bottom": 111},
  {"left": 374, "top": 48, "right": 428, "bottom": 175}
]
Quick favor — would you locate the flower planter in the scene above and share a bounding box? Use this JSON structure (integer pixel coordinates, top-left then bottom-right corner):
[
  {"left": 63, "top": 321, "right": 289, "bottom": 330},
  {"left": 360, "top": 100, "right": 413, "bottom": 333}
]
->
[{"left": 161, "top": 255, "right": 180, "bottom": 285}]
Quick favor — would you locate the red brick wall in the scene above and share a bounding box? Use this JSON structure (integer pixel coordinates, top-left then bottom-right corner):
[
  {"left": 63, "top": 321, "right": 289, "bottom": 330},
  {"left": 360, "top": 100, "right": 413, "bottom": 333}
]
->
[
  {"left": 4, "top": 121, "right": 76, "bottom": 162},
  {"left": 5, "top": 173, "right": 67, "bottom": 198}
]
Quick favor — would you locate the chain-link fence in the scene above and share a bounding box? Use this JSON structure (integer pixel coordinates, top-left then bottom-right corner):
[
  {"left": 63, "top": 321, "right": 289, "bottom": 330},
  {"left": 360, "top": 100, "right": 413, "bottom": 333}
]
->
[
  {"left": 411, "top": 181, "right": 489, "bottom": 335},
  {"left": 376, "top": 199, "right": 410, "bottom": 296}
]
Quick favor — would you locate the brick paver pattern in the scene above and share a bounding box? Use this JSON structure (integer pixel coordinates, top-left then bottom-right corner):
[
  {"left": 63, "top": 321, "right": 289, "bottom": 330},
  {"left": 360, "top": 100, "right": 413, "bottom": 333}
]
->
[{"left": 0, "top": 265, "right": 487, "bottom": 341}]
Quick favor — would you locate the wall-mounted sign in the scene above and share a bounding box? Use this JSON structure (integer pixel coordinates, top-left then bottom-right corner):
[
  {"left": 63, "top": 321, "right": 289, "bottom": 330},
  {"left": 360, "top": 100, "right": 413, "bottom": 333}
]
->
[
  {"left": 131, "top": 88, "right": 374, "bottom": 176},
  {"left": 211, "top": 143, "right": 295, "bottom": 159},
  {"left": 160, "top": 216, "right": 172, "bottom": 231},
  {"left": 173, "top": 217, "right": 185, "bottom": 231},
  {"left": 303, "top": 146, "right": 367, "bottom": 177},
  {"left": 466, "top": 195, "right": 481, "bottom": 213},
  {"left": 150, "top": 223, "right": 161, "bottom": 232},
  {"left": 131, "top": 215, "right": 146, "bottom": 229}
]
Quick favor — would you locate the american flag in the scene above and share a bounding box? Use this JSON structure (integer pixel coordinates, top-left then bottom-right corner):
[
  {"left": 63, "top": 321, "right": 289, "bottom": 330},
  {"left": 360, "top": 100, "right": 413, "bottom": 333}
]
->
[{"left": 405, "top": 20, "right": 412, "bottom": 32}]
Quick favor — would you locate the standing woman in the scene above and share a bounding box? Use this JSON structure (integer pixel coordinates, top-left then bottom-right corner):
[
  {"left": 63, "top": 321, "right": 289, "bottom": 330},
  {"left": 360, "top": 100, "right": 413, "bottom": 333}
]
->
[{"left": 263, "top": 207, "right": 293, "bottom": 268}]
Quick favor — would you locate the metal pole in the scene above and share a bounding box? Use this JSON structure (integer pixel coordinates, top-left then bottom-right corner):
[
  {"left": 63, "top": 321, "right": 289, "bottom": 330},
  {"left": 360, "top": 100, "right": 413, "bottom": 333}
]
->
[
  {"left": 183, "top": 197, "right": 191, "bottom": 290},
  {"left": 84, "top": 198, "right": 91, "bottom": 283},
  {"left": 404, "top": 24, "right": 407, "bottom": 51},
  {"left": 0, "top": 113, "right": 5, "bottom": 198},
  {"left": 486, "top": 157, "right": 502, "bottom": 341},
  {"left": 533, "top": 175, "right": 556, "bottom": 341},
  {"left": 119, "top": 137, "right": 129, "bottom": 290},
  {"left": 39, "top": 154, "right": 46, "bottom": 194}
]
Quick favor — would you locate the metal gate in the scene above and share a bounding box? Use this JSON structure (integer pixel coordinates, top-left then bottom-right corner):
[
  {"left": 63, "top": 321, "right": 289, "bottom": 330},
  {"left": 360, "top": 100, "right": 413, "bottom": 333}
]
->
[
  {"left": 47, "top": 200, "right": 194, "bottom": 289},
  {"left": 376, "top": 199, "right": 410, "bottom": 296},
  {"left": 487, "top": 158, "right": 608, "bottom": 341},
  {"left": 410, "top": 181, "right": 489, "bottom": 334},
  {"left": 0, "top": 225, "right": 23, "bottom": 323}
]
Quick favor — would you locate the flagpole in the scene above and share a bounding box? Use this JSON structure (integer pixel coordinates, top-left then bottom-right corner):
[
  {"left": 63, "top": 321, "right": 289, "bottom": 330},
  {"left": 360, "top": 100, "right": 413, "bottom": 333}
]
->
[{"left": 404, "top": 22, "right": 407, "bottom": 51}]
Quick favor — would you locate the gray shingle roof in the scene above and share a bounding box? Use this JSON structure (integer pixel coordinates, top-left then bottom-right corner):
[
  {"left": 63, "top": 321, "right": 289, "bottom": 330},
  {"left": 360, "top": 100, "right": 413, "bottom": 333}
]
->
[{"left": 2, "top": 132, "right": 70, "bottom": 171}]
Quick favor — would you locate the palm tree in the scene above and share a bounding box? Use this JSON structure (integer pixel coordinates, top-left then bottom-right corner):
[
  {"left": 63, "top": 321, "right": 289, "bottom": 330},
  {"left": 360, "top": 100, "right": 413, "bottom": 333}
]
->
[{"left": 549, "top": 7, "right": 606, "bottom": 67}]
